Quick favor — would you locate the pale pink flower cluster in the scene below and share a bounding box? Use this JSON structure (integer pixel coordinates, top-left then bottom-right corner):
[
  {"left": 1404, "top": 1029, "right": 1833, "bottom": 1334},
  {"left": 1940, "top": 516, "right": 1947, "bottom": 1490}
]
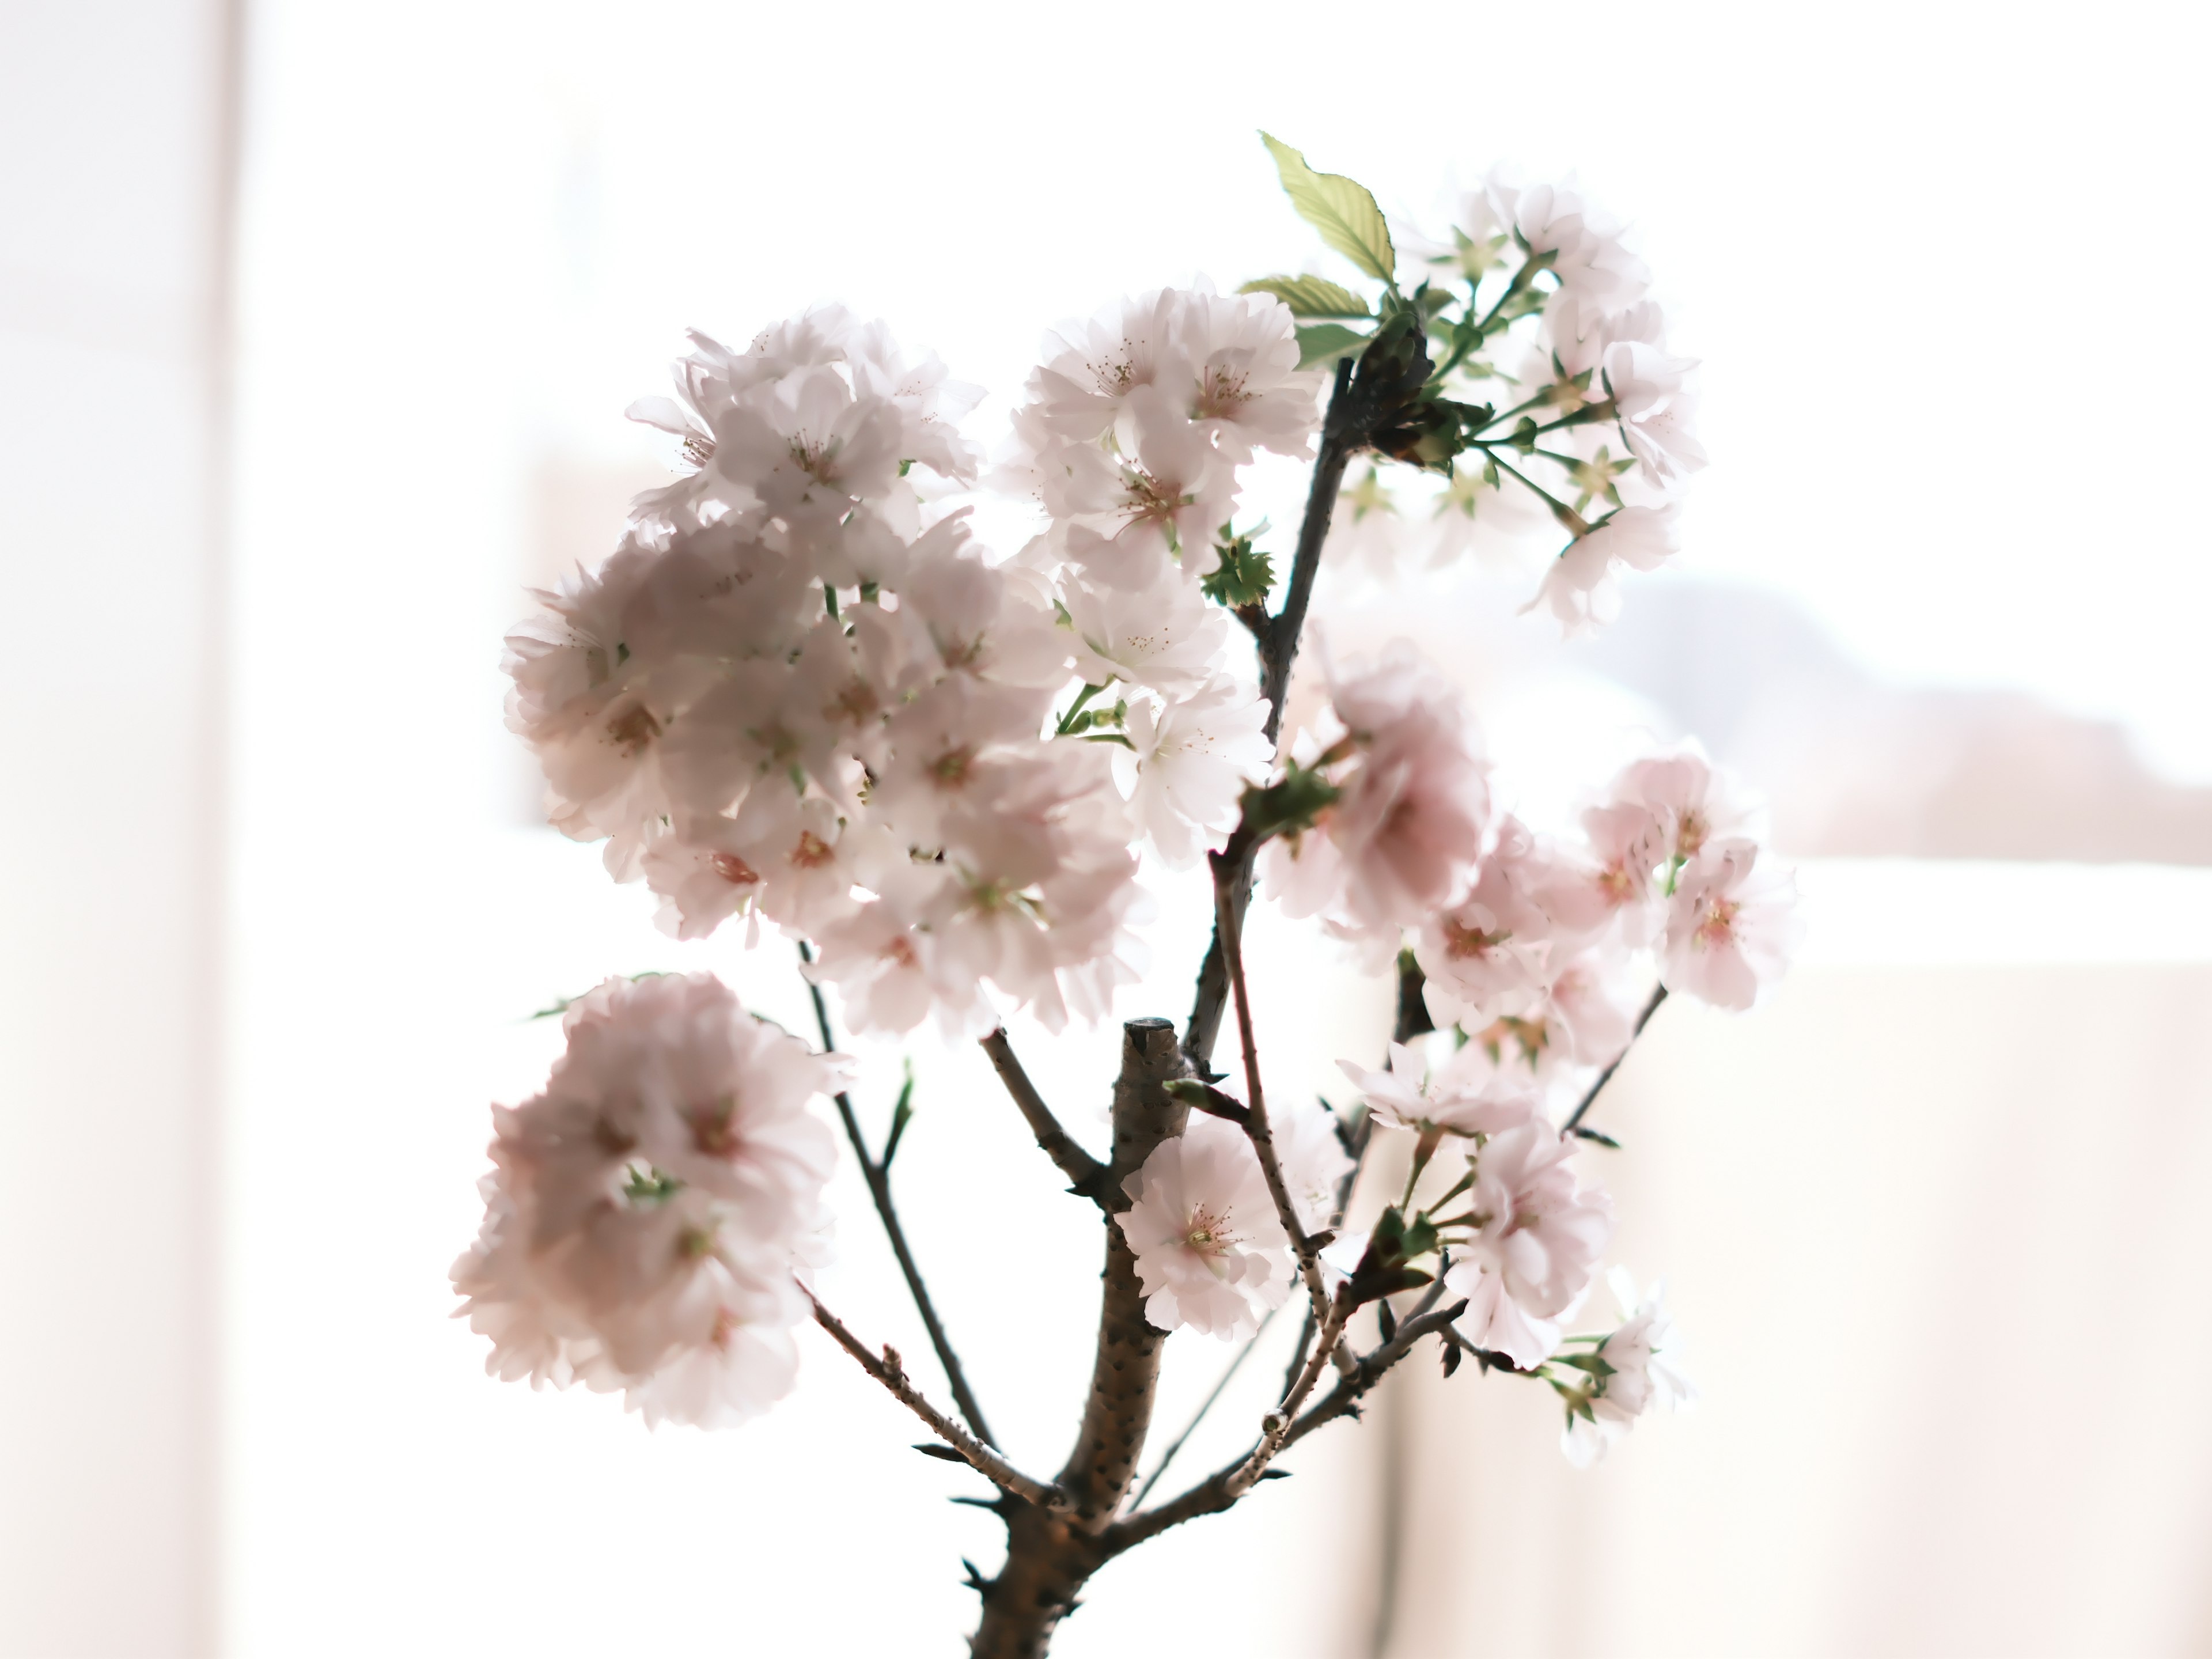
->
[
  {"left": 1001, "top": 285, "right": 1323, "bottom": 592},
  {"left": 1559, "top": 1268, "right": 1696, "bottom": 1466},
  {"left": 505, "top": 306, "right": 1149, "bottom": 1036},
  {"left": 1327, "top": 751, "right": 1791, "bottom": 1371},
  {"left": 988, "top": 286, "right": 1320, "bottom": 872},
  {"left": 1263, "top": 642, "right": 1491, "bottom": 945},
  {"left": 449, "top": 974, "right": 839, "bottom": 1429},
  {"left": 1394, "top": 744, "right": 1795, "bottom": 1122},
  {"left": 1334, "top": 175, "right": 1705, "bottom": 627}
]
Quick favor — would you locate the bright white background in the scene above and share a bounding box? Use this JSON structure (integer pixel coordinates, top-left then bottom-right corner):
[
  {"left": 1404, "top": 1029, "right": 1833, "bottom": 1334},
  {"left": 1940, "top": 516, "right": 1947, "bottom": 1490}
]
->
[{"left": 6, "top": 1, "right": 2211, "bottom": 1655}]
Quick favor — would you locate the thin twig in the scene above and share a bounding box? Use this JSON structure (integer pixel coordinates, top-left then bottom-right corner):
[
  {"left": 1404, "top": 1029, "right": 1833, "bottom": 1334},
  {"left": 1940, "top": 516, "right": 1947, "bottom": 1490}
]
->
[
  {"left": 1560, "top": 983, "right": 1668, "bottom": 1134},
  {"left": 795, "top": 941, "right": 996, "bottom": 1446},
  {"left": 1128, "top": 1302, "right": 1281, "bottom": 1511},
  {"left": 1210, "top": 859, "right": 1334, "bottom": 1332},
  {"left": 980, "top": 1027, "right": 1108, "bottom": 1204},
  {"left": 804, "top": 1287, "right": 1069, "bottom": 1513},
  {"left": 1108, "top": 1296, "right": 1468, "bottom": 1552},
  {"left": 1183, "top": 356, "right": 1360, "bottom": 1072}
]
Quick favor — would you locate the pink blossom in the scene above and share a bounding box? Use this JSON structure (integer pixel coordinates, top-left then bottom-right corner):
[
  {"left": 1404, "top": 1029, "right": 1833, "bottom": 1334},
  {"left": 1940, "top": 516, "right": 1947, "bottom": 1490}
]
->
[
  {"left": 1265, "top": 643, "right": 1490, "bottom": 941},
  {"left": 1442, "top": 1122, "right": 1613, "bottom": 1369},
  {"left": 1661, "top": 838, "right": 1798, "bottom": 1010},
  {"left": 1118, "top": 1115, "right": 1293, "bottom": 1340}
]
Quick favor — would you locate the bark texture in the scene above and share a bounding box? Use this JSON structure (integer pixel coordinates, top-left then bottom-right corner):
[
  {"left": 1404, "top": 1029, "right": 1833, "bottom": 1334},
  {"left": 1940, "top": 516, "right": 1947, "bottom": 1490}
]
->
[{"left": 967, "top": 1017, "right": 1190, "bottom": 1658}]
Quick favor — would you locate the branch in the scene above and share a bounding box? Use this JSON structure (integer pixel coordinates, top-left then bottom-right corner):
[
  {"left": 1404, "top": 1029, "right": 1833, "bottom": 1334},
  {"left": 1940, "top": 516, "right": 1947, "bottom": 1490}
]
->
[
  {"left": 794, "top": 941, "right": 996, "bottom": 1446},
  {"left": 804, "top": 1289, "right": 1070, "bottom": 1513},
  {"left": 1107, "top": 1291, "right": 1468, "bottom": 1554},
  {"left": 980, "top": 1027, "right": 1109, "bottom": 1204},
  {"left": 1183, "top": 355, "right": 1359, "bottom": 1072},
  {"left": 1560, "top": 983, "right": 1668, "bottom": 1134},
  {"left": 1210, "top": 856, "right": 1333, "bottom": 1333},
  {"left": 1052, "top": 1017, "right": 1195, "bottom": 1532}
]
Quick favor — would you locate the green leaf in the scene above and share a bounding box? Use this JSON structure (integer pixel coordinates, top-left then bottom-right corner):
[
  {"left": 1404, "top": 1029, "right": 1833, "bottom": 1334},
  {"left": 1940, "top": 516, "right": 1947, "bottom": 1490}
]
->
[
  {"left": 1259, "top": 133, "right": 1397, "bottom": 283},
  {"left": 1238, "top": 275, "right": 1371, "bottom": 319},
  {"left": 1295, "top": 323, "right": 1368, "bottom": 369}
]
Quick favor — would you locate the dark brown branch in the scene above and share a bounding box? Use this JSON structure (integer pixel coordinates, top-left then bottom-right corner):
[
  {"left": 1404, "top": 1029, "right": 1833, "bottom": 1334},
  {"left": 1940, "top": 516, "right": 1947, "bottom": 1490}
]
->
[
  {"left": 804, "top": 1289, "right": 1069, "bottom": 1512},
  {"left": 981, "top": 1027, "right": 1108, "bottom": 1203},
  {"left": 795, "top": 941, "right": 995, "bottom": 1447},
  {"left": 968, "top": 1018, "right": 1194, "bottom": 1658},
  {"left": 1183, "top": 357, "right": 1359, "bottom": 1073},
  {"left": 1560, "top": 983, "right": 1669, "bottom": 1134}
]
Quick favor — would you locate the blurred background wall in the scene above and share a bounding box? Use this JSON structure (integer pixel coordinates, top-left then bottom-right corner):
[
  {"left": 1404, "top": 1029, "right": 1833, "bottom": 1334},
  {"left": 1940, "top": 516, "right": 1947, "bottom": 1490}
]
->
[
  {"left": 7, "top": 1, "right": 2212, "bottom": 1655},
  {"left": 0, "top": 3, "right": 236, "bottom": 1655}
]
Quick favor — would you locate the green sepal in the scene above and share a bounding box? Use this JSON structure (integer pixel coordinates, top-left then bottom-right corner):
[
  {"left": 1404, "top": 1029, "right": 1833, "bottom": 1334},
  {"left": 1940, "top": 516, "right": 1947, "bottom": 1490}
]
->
[
  {"left": 1203, "top": 529, "right": 1277, "bottom": 607},
  {"left": 1238, "top": 762, "right": 1342, "bottom": 845}
]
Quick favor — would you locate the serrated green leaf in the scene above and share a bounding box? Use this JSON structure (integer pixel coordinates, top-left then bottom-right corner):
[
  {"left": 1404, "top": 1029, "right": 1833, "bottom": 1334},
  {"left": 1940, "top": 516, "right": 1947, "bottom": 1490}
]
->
[
  {"left": 1294, "top": 323, "right": 1368, "bottom": 369},
  {"left": 1238, "top": 275, "right": 1371, "bottom": 319},
  {"left": 1259, "top": 132, "right": 1397, "bottom": 283}
]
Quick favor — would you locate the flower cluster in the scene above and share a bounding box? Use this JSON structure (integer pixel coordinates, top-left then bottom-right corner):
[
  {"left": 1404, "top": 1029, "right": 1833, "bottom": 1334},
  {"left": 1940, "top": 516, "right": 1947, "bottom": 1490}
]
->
[
  {"left": 507, "top": 306, "right": 1153, "bottom": 1036},
  {"left": 989, "top": 286, "right": 1328, "bottom": 874},
  {"left": 1320, "top": 743, "right": 1791, "bottom": 1384},
  {"left": 449, "top": 974, "right": 839, "bottom": 1428},
  {"left": 1312, "top": 172, "right": 1705, "bottom": 631}
]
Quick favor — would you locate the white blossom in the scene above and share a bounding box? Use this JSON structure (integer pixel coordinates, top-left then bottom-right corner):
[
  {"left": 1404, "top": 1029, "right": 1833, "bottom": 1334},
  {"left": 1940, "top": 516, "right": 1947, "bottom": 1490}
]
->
[
  {"left": 1062, "top": 567, "right": 1233, "bottom": 695},
  {"left": 1118, "top": 1114, "right": 1293, "bottom": 1340},
  {"left": 1442, "top": 1122, "right": 1612, "bottom": 1369},
  {"left": 1337, "top": 1040, "right": 1541, "bottom": 1138},
  {"left": 1602, "top": 340, "right": 1708, "bottom": 486},
  {"left": 1118, "top": 675, "right": 1272, "bottom": 869},
  {"left": 1273, "top": 1101, "right": 1357, "bottom": 1234},
  {"left": 1264, "top": 643, "right": 1490, "bottom": 942},
  {"left": 450, "top": 974, "right": 840, "bottom": 1429},
  {"left": 1325, "top": 464, "right": 1414, "bottom": 580},
  {"left": 1528, "top": 503, "right": 1681, "bottom": 634},
  {"left": 1661, "top": 838, "right": 1798, "bottom": 1010},
  {"left": 1612, "top": 744, "right": 1753, "bottom": 867},
  {"left": 1561, "top": 1267, "right": 1696, "bottom": 1466},
  {"left": 1491, "top": 177, "right": 1652, "bottom": 310}
]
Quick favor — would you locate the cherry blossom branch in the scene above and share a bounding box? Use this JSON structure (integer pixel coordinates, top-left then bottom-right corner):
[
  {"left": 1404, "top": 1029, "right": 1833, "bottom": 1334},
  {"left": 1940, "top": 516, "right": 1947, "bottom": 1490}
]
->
[
  {"left": 1107, "top": 1291, "right": 1468, "bottom": 1553},
  {"left": 1209, "top": 857, "right": 1337, "bottom": 1339},
  {"left": 1560, "top": 983, "right": 1669, "bottom": 1136},
  {"left": 1183, "top": 355, "right": 1360, "bottom": 1071},
  {"left": 803, "top": 1287, "right": 1070, "bottom": 1513},
  {"left": 979, "top": 1027, "right": 1109, "bottom": 1204},
  {"left": 795, "top": 941, "right": 997, "bottom": 1446}
]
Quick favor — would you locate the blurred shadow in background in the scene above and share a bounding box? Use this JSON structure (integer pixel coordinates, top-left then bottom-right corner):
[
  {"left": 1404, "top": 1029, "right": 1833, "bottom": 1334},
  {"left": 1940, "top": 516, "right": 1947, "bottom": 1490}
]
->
[{"left": 5, "top": 2, "right": 2210, "bottom": 1656}]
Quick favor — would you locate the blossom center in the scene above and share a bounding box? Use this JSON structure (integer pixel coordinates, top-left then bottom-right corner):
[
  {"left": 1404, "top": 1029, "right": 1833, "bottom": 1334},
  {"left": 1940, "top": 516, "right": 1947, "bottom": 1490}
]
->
[
  {"left": 1182, "top": 1203, "right": 1242, "bottom": 1259},
  {"left": 1695, "top": 895, "right": 1738, "bottom": 948},
  {"left": 1442, "top": 917, "right": 1508, "bottom": 960},
  {"left": 930, "top": 746, "right": 977, "bottom": 789},
  {"left": 604, "top": 704, "right": 661, "bottom": 755},
  {"left": 711, "top": 851, "right": 760, "bottom": 886}
]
